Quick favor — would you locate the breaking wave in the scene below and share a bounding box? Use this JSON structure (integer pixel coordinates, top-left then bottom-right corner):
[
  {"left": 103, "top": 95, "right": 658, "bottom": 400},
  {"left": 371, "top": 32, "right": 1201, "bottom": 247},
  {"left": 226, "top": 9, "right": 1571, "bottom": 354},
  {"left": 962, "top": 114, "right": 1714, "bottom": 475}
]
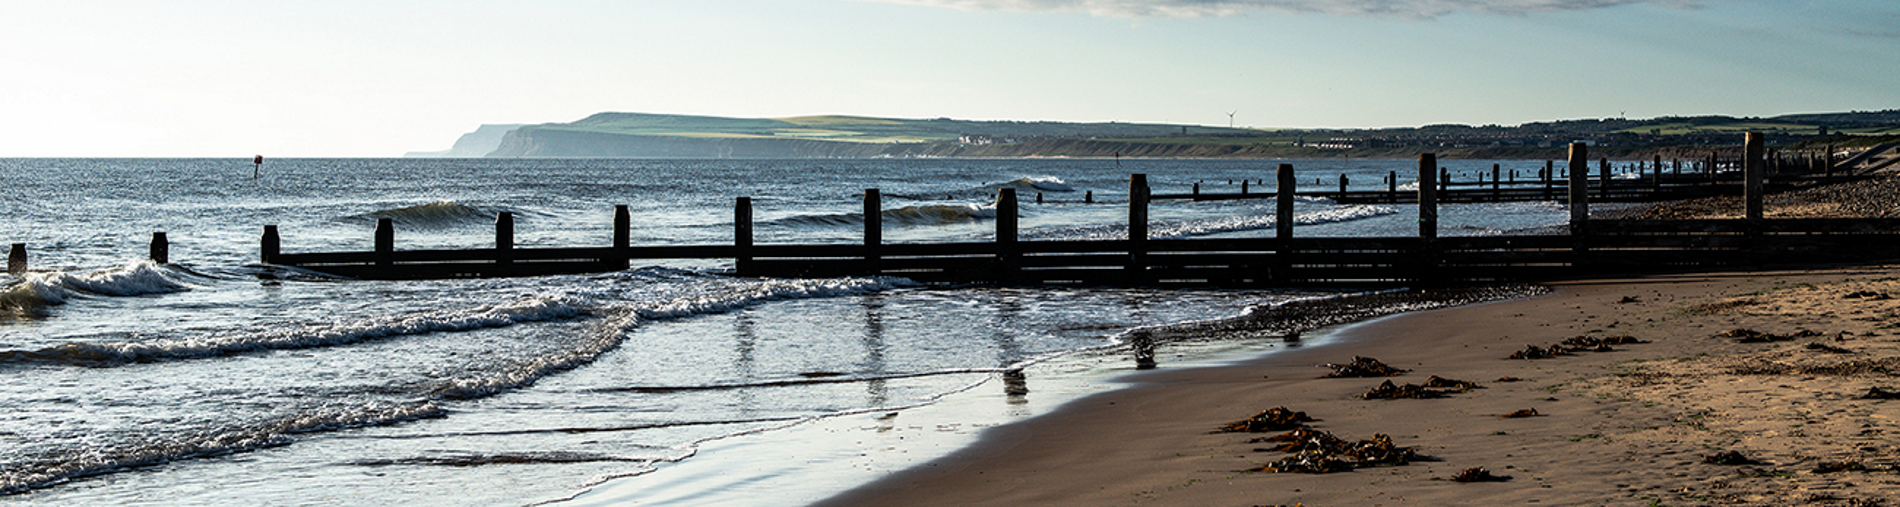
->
[
  {"left": 0, "top": 401, "right": 446, "bottom": 496},
  {"left": 1021, "top": 204, "right": 1400, "bottom": 241},
  {"left": 770, "top": 203, "right": 999, "bottom": 228},
  {"left": 1, "top": 261, "right": 190, "bottom": 320},
  {"left": 0, "top": 296, "right": 587, "bottom": 366},
  {"left": 1003, "top": 176, "right": 1074, "bottom": 192},
  {"left": 350, "top": 201, "right": 499, "bottom": 229}
]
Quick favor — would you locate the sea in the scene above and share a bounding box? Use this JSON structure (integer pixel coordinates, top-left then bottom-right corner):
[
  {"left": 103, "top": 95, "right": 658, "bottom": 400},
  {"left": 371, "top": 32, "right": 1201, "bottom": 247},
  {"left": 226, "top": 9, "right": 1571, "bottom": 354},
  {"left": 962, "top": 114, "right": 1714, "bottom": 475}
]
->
[{"left": 0, "top": 157, "right": 1589, "bottom": 506}]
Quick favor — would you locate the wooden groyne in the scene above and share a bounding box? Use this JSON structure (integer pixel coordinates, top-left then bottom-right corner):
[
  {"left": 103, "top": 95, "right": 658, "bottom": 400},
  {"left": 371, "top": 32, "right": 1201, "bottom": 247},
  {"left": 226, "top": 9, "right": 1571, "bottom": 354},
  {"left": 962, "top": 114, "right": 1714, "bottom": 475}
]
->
[{"left": 239, "top": 134, "right": 1900, "bottom": 287}]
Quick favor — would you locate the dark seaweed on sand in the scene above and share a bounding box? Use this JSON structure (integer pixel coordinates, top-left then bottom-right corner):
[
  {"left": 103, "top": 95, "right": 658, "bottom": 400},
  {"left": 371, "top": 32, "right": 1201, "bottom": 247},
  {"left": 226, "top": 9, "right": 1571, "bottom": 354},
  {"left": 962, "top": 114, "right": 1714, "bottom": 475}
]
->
[
  {"left": 1449, "top": 466, "right": 1510, "bottom": 482},
  {"left": 1219, "top": 407, "right": 1313, "bottom": 433},
  {"left": 1250, "top": 430, "right": 1418, "bottom": 474},
  {"left": 1704, "top": 450, "right": 1760, "bottom": 465},
  {"left": 1322, "top": 356, "right": 1409, "bottom": 378}
]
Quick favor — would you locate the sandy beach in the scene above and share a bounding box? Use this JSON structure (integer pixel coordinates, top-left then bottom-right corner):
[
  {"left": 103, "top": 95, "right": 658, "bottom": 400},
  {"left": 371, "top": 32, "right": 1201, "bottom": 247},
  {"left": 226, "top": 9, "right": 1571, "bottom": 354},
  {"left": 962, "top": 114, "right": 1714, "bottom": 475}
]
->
[{"left": 814, "top": 265, "right": 1900, "bottom": 506}]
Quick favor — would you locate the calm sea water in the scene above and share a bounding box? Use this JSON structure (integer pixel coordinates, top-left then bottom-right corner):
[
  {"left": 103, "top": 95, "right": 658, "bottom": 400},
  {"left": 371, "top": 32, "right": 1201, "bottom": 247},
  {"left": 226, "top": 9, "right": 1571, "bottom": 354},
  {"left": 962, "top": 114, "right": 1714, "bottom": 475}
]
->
[{"left": 0, "top": 158, "right": 1576, "bottom": 505}]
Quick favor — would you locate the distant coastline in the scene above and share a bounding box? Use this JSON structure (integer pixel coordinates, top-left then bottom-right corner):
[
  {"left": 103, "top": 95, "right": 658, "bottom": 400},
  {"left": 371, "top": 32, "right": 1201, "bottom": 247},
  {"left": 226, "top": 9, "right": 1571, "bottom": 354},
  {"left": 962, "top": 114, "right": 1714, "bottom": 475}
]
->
[{"left": 408, "top": 111, "right": 1900, "bottom": 160}]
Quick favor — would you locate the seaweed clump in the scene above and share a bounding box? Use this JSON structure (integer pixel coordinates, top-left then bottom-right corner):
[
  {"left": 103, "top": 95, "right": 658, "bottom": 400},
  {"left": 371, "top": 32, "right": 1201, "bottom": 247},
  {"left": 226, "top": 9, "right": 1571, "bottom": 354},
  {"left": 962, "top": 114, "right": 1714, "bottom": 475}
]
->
[
  {"left": 1361, "top": 376, "right": 1481, "bottom": 400},
  {"left": 1862, "top": 387, "right": 1900, "bottom": 400},
  {"left": 1322, "top": 356, "right": 1409, "bottom": 378},
  {"left": 1219, "top": 407, "right": 1314, "bottom": 433},
  {"left": 1509, "top": 335, "right": 1644, "bottom": 359},
  {"left": 1449, "top": 467, "right": 1510, "bottom": 482},
  {"left": 1704, "top": 450, "right": 1760, "bottom": 465},
  {"left": 1250, "top": 430, "right": 1419, "bottom": 474}
]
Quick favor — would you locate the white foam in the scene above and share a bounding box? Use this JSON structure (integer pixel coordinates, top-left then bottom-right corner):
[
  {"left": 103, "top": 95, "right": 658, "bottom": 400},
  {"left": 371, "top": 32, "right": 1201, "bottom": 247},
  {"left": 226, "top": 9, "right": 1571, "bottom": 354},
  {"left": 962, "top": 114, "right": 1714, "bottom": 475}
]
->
[
  {"left": 1020, "top": 204, "right": 1400, "bottom": 241},
  {"left": 0, "top": 401, "right": 445, "bottom": 495},
  {"left": 6, "top": 295, "right": 588, "bottom": 365},
  {"left": 432, "top": 276, "right": 919, "bottom": 400},
  {"left": 1013, "top": 176, "right": 1073, "bottom": 192}
]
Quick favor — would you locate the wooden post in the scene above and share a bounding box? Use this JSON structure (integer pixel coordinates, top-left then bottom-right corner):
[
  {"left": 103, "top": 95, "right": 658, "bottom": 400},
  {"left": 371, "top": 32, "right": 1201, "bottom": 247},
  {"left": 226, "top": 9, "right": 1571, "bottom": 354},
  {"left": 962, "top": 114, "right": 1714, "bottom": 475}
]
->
[
  {"left": 1240, "top": 179, "right": 1248, "bottom": 195},
  {"left": 613, "top": 205, "right": 631, "bottom": 270},
  {"left": 375, "top": 218, "right": 394, "bottom": 268},
  {"left": 1129, "top": 174, "right": 1149, "bottom": 242},
  {"left": 997, "top": 188, "right": 1019, "bottom": 284},
  {"left": 1568, "top": 143, "right": 1590, "bottom": 235},
  {"left": 735, "top": 197, "right": 753, "bottom": 274},
  {"left": 261, "top": 226, "right": 280, "bottom": 264},
  {"left": 1491, "top": 164, "right": 1501, "bottom": 201},
  {"left": 8, "top": 243, "right": 25, "bottom": 274},
  {"left": 1438, "top": 167, "right": 1449, "bottom": 194},
  {"left": 495, "top": 212, "right": 514, "bottom": 266},
  {"left": 1192, "top": 182, "right": 1200, "bottom": 197},
  {"left": 1418, "top": 154, "right": 1437, "bottom": 239},
  {"left": 1337, "top": 174, "right": 1348, "bottom": 199},
  {"left": 1543, "top": 160, "right": 1554, "bottom": 200},
  {"left": 1651, "top": 155, "right": 1663, "bottom": 191},
  {"left": 613, "top": 205, "right": 630, "bottom": 250},
  {"left": 1128, "top": 174, "right": 1148, "bottom": 283},
  {"left": 1085, "top": 191, "right": 1093, "bottom": 204},
  {"left": 1036, "top": 192, "right": 1043, "bottom": 204},
  {"left": 1277, "top": 164, "right": 1295, "bottom": 241},
  {"left": 1386, "top": 170, "right": 1397, "bottom": 204},
  {"left": 149, "top": 232, "right": 169, "bottom": 265},
  {"left": 1598, "top": 158, "right": 1611, "bottom": 200},
  {"left": 864, "top": 188, "right": 881, "bottom": 263},
  {"left": 1745, "top": 132, "right": 1765, "bottom": 221}
]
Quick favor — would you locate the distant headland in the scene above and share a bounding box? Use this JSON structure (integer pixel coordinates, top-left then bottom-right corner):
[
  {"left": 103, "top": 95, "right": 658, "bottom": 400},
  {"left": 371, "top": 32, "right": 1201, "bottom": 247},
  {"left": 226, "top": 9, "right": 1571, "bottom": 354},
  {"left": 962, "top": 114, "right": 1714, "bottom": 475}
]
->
[{"left": 407, "top": 110, "right": 1900, "bottom": 160}]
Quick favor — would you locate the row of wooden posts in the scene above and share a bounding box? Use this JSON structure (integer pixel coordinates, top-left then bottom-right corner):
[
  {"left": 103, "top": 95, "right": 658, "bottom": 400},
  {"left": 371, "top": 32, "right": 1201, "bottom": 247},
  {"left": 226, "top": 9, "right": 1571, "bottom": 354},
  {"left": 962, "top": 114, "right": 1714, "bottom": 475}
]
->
[{"left": 8, "top": 133, "right": 1819, "bottom": 284}]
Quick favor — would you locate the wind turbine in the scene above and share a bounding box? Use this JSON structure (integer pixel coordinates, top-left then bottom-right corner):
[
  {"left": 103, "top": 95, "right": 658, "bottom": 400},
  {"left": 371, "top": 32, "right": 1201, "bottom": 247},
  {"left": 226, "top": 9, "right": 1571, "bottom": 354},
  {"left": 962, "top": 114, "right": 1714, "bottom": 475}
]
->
[{"left": 1226, "top": 110, "right": 1237, "bottom": 129}]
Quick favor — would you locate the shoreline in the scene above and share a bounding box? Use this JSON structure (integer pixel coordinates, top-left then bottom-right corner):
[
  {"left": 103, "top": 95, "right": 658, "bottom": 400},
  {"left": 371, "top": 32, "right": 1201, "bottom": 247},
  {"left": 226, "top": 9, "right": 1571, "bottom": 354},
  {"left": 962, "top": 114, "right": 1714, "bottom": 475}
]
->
[
  {"left": 558, "top": 288, "right": 1538, "bottom": 506},
  {"left": 813, "top": 266, "right": 1900, "bottom": 506}
]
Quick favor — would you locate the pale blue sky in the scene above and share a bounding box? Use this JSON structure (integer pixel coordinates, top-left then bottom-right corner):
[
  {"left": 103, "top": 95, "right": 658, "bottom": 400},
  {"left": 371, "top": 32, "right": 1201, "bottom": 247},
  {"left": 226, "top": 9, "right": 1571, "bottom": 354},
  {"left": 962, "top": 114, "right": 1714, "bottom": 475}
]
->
[{"left": 1, "top": 0, "right": 1893, "bottom": 156}]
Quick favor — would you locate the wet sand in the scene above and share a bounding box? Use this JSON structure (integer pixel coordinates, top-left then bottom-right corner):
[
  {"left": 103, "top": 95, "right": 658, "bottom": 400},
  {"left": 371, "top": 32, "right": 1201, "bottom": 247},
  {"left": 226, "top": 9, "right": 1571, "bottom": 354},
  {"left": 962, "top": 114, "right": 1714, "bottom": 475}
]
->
[{"left": 815, "top": 266, "right": 1900, "bottom": 506}]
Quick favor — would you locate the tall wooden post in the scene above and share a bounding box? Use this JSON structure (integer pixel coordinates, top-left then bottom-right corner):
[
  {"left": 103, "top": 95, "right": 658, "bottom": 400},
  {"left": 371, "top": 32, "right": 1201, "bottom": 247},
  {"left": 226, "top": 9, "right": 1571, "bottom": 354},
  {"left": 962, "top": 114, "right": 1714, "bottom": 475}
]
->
[
  {"left": 374, "top": 218, "right": 394, "bottom": 269},
  {"left": 495, "top": 212, "right": 514, "bottom": 266},
  {"left": 1651, "top": 155, "right": 1663, "bottom": 191},
  {"left": 1085, "top": 190, "right": 1093, "bottom": 204},
  {"left": 613, "top": 205, "right": 631, "bottom": 270},
  {"left": 261, "top": 226, "right": 280, "bottom": 264},
  {"left": 1386, "top": 171, "right": 1397, "bottom": 204},
  {"left": 1745, "top": 132, "right": 1766, "bottom": 221},
  {"left": 996, "top": 188, "right": 1019, "bottom": 284},
  {"left": 1192, "top": 182, "right": 1200, "bottom": 197},
  {"left": 1277, "top": 164, "right": 1295, "bottom": 241},
  {"left": 1240, "top": 179, "right": 1248, "bottom": 195},
  {"left": 1128, "top": 174, "right": 1149, "bottom": 283},
  {"left": 1568, "top": 143, "right": 1590, "bottom": 247},
  {"left": 1418, "top": 154, "right": 1437, "bottom": 239},
  {"left": 1543, "top": 160, "right": 1554, "bottom": 200},
  {"left": 8, "top": 243, "right": 26, "bottom": 274},
  {"left": 149, "top": 232, "right": 169, "bottom": 265},
  {"left": 735, "top": 197, "right": 753, "bottom": 274},
  {"left": 1598, "top": 157, "right": 1611, "bottom": 200},
  {"left": 864, "top": 188, "right": 881, "bottom": 263},
  {"left": 1491, "top": 164, "right": 1501, "bottom": 201},
  {"left": 1337, "top": 174, "right": 1348, "bottom": 199}
]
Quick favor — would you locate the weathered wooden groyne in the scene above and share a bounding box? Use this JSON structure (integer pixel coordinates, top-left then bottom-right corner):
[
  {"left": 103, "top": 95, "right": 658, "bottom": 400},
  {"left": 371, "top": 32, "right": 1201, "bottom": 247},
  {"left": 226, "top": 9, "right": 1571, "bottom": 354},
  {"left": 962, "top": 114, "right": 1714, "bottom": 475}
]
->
[{"left": 227, "top": 134, "right": 1900, "bottom": 287}]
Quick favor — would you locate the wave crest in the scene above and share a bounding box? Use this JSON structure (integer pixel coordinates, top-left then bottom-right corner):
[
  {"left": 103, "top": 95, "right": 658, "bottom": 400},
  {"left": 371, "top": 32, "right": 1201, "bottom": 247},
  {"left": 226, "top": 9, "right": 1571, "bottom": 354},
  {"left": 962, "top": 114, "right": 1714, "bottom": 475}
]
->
[
  {"left": 1021, "top": 204, "right": 1399, "bottom": 241},
  {"left": 0, "top": 295, "right": 586, "bottom": 367},
  {"left": 352, "top": 201, "right": 497, "bottom": 228}
]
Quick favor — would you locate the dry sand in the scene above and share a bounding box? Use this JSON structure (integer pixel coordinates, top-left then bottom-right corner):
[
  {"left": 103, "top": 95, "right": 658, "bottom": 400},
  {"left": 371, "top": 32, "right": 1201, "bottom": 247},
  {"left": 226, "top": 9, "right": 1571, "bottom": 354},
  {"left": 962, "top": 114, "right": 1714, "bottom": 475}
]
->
[{"left": 814, "top": 266, "right": 1900, "bottom": 506}]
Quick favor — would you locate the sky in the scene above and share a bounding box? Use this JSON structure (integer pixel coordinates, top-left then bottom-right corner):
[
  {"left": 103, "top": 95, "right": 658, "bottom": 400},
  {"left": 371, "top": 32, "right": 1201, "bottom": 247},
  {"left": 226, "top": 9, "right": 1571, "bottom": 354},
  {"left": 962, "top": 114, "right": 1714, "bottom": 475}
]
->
[{"left": 0, "top": 0, "right": 1894, "bottom": 157}]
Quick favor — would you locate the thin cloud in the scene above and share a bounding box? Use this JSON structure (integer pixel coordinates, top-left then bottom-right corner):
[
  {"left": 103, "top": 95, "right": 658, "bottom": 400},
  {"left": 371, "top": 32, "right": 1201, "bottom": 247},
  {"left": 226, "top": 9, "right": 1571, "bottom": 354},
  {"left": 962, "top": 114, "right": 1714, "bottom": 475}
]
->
[{"left": 870, "top": 0, "right": 1706, "bottom": 19}]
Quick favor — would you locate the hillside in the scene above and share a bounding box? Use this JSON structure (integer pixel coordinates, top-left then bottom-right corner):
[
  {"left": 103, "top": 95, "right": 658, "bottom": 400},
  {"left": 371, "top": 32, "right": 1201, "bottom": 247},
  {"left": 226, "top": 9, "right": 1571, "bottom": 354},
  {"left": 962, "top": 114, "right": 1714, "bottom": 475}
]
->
[{"left": 420, "top": 110, "right": 1900, "bottom": 159}]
